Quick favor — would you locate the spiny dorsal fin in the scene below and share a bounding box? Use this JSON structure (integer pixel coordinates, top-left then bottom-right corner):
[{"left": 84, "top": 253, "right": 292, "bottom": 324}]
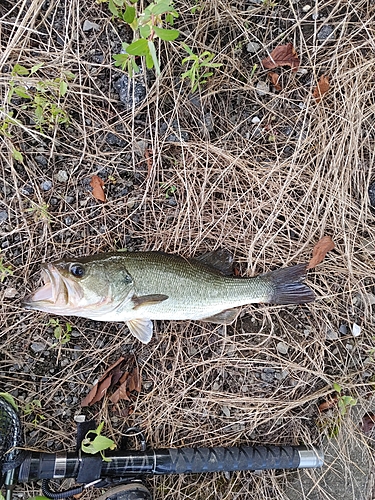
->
[{"left": 196, "top": 248, "right": 234, "bottom": 275}]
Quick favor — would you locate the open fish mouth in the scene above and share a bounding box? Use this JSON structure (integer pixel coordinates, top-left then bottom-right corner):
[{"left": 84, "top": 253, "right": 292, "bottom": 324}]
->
[{"left": 23, "top": 264, "right": 83, "bottom": 310}]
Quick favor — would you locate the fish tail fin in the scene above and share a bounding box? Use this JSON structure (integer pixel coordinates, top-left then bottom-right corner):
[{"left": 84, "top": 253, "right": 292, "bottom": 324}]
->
[{"left": 267, "top": 263, "right": 315, "bottom": 304}]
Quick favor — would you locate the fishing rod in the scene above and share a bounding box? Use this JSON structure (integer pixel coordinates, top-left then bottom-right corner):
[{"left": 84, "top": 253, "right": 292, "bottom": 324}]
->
[{"left": 0, "top": 396, "right": 324, "bottom": 500}]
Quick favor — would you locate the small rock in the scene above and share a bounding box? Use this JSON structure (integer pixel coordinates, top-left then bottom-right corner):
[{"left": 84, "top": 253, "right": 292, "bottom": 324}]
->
[
  {"left": 261, "top": 368, "right": 275, "bottom": 383},
  {"left": 339, "top": 324, "right": 347, "bottom": 335},
  {"left": 212, "top": 382, "right": 220, "bottom": 391},
  {"left": 256, "top": 81, "right": 269, "bottom": 96},
  {"left": 83, "top": 20, "right": 100, "bottom": 31},
  {"left": 41, "top": 180, "right": 52, "bottom": 191},
  {"left": 302, "top": 5, "right": 311, "bottom": 12},
  {"left": 317, "top": 25, "right": 335, "bottom": 41},
  {"left": 276, "top": 341, "right": 289, "bottom": 355},
  {"left": 30, "top": 342, "right": 46, "bottom": 353},
  {"left": 312, "top": 12, "right": 319, "bottom": 20},
  {"left": 246, "top": 41, "right": 261, "bottom": 53},
  {"left": 352, "top": 323, "right": 361, "bottom": 337},
  {"left": 55, "top": 170, "right": 68, "bottom": 183},
  {"left": 369, "top": 183, "right": 375, "bottom": 207},
  {"left": 35, "top": 155, "right": 48, "bottom": 167},
  {"left": 326, "top": 329, "right": 338, "bottom": 341},
  {"left": 275, "top": 370, "right": 289, "bottom": 381},
  {"left": 0, "top": 211, "right": 8, "bottom": 223},
  {"left": 113, "top": 74, "right": 147, "bottom": 110},
  {"left": 105, "top": 132, "right": 127, "bottom": 147},
  {"left": 4, "top": 287, "right": 17, "bottom": 298},
  {"left": 64, "top": 216, "right": 73, "bottom": 226},
  {"left": 345, "top": 343, "right": 353, "bottom": 351},
  {"left": 221, "top": 406, "right": 231, "bottom": 417},
  {"left": 241, "top": 385, "right": 249, "bottom": 393},
  {"left": 251, "top": 116, "right": 261, "bottom": 124},
  {"left": 303, "top": 327, "right": 312, "bottom": 337}
]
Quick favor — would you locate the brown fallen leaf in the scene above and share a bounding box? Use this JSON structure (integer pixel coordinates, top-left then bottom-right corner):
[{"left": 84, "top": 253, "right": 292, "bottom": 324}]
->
[
  {"left": 268, "top": 71, "right": 282, "bottom": 91},
  {"left": 81, "top": 355, "right": 141, "bottom": 407},
  {"left": 313, "top": 75, "right": 330, "bottom": 103},
  {"left": 307, "top": 236, "right": 335, "bottom": 270},
  {"left": 262, "top": 43, "right": 300, "bottom": 72},
  {"left": 318, "top": 397, "right": 338, "bottom": 412},
  {"left": 90, "top": 174, "right": 106, "bottom": 202},
  {"left": 361, "top": 413, "right": 375, "bottom": 434}
]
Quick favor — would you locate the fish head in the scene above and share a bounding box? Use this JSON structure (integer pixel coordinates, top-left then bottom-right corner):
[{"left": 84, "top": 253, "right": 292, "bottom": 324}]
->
[{"left": 23, "top": 255, "right": 135, "bottom": 318}]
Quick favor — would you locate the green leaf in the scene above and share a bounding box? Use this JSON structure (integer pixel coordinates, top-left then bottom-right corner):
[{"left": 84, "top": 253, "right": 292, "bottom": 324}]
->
[
  {"left": 12, "top": 64, "right": 29, "bottom": 76},
  {"left": 12, "top": 149, "right": 24, "bottom": 163},
  {"left": 151, "top": 0, "right": 173, "bottom": 15},
  {"left": 0, "top": 392, "right": 18, "bottom": 410},
  {"left": 153, "top": 26, "right": 179, "bottom": 41},
  {"left": 145, "top": 51, "right": 154, "bottom": 69},
  {"left": 14, "top": 86, "right": 31, "bottom": 99},
  {"left": 139, "top": 24, "right": 151, "bottom": 38},
  {"left": 59, "top": 80, "right": 68, "bottom": 96},
  {"left": 333, "top": 382, "right": 341, "bottom": 393},
  {"left": 29, "top": 62, "right": 44, "bottom": 75},
  {"left": 108, "top": 0, "right": 119, "bottom": 16},
  {"left": 126, "top": 38, "right": 149, "bottom": 56},
  {"left": 123, "top": 5, "right": 136, "bottom": 23},
  {"left": 148, "top": 40, "right": 160, "bottom": 75}
]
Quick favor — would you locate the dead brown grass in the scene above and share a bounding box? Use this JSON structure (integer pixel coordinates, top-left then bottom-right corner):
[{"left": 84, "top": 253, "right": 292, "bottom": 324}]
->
[{"left": 1, "top": 0, "right": 375, "bottom": 498}]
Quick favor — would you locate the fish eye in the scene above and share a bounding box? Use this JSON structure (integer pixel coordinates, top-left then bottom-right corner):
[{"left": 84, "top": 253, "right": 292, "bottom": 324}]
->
[{"left": 69, "top": 264, "right": 85, "bottom": 278}]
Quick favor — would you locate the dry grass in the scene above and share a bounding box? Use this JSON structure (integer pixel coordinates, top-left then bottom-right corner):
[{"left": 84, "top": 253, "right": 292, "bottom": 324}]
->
[{"left": 1, "top": 0, "right": 375, "bottom": 498}]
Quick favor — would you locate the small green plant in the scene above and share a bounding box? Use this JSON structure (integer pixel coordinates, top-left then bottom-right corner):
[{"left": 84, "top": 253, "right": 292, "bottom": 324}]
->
[
  {"left": 48, "top": 319, "right": 72, "bottom": 345},
  {"left": 181, "top": 44, "right": 222, "bottom": 93},
  {"left": 24, "top": 399, "right": 45, "bottom": 426},
  {"left": 0, "top": 110, "right": 25, "bottom": 162},
  {"left": 110, "top": 0, "right": 179, "bottom": 76},
  {"left": 0, "top": 254, "right": 13, "bottom": 283},
  {"left": 7, "top": 64, "right": 73, "bottom": 131},
  {"left": 262, "top": 0, "right": 278, "bottom": 7},
  {"left": 81, "top": 421, "right": 116, "bottom": 462},
  {"left": 333, "top": 383, "right": 357, "bottom": 416},
  {"left": 160, "top": 183, "right": 177, "bottom": 198},
  {"left": 25, "top": 202, "right": 51, "bottom": 222}
]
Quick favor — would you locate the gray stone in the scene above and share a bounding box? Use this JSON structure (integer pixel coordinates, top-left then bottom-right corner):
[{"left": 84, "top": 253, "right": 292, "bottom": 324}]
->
[
  {"left": 369, "top": 183, "right": 375, "bottom": 207},
  {"left": 339, "top": 324, "right": 348, "bottom": 335},
  {"left": 256, "top": 81, "right": 269, "bottom": 96},
  {"left": 0, "top": 211, "right": 8, "bottom": 223},
  {"left": 83, "top": 20, "right": 100, "bottom": 32},
  {"left": 317, "top": 25, "right": 335, "bottom": 40},
  {"left": 113, "top": 74, "right": 146, "bottom": 110},
  {"left": 246, "top": 41, "right": 261, "bottom": 53},
  {"left": 30, "top": 342, "right": 46, "bottom": 353},
  {"left": 41, "top": 180, "right": 52, "bottom": 191},
  {"left": 326, "top": 329, "right": 338, "bottom": 341},
  {"left": 55, "top": 170, "right": 68, "bottom": 183},
  {"left": 277, "top": 341, "right": 289, "bottom": 355}
]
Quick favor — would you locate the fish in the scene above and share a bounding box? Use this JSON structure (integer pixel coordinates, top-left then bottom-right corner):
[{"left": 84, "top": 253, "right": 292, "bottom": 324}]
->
[{"left": 23, "top": 250, "right": 315, "bottom": 344}]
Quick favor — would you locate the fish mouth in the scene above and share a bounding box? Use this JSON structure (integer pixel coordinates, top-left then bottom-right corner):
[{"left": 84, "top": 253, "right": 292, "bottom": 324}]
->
[{"left": 23, "top": 264, "right": 83, "bottom": 312}]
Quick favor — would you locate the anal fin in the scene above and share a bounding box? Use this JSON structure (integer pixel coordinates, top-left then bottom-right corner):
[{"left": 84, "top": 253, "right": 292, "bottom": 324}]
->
[
  {"left": 201, "top": 307, "right": 240, "bottom": 325},
  {"left": 126, "top": 319, "right": 153, "bottom": 344}
]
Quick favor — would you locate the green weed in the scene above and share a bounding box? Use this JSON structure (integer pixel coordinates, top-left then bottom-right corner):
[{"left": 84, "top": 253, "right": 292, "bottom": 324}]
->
[
  {"left": 181, "top": 44, "right": 222, "bottom": 93},
  {"left": 25, "top": 202, "right": 51, "bottom": 223},
  {"left": 110, "top": 0, "right": 179, "bottom": 76},
  {"left": 82, "top": 421, "right": 116, "bottom": 462},
  {"left": 0, "top": 254, "right": 13, "bottom": 283},
  {"left": 48, "top": 318, "right": 72, "bottom": 345},
  {"left": 24, "top": 399, "right": 45, "bottom": 427}
]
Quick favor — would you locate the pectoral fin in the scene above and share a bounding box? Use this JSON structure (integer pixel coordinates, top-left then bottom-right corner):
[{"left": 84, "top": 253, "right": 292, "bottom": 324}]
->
[
  {"left": 126, "top": 319, "right": 153, "bottom": 344},
  {"left": 132, "top": 294, "right": 169, "bottom": 309},
  {"left": 201, "top": 307, "right": 240, "bottom": 325}
]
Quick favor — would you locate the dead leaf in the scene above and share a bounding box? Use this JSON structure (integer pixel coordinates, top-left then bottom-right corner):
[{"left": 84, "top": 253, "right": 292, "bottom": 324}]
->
[
  {"left": 81, "top": 355, "right": 141, "bottom": 407},
  {"left": 313, "top": 75, "right": 330, "bottom": 103},
  {"left": 90, "top": 175, "right": 106, "bottom": 202},
  {"left": 268, "top": 71, "right": 282, "bottom": 91},
  {"left": 307, "top": 236, "right": 335, "bottom": 270},
  {"left": 361, "top": 413, "right": 375, "bottom": 434},
  {"left": 262, "top": 43, "right": 300, "bottom": 72},
  {"left": 318, "top": 397, "right": 338, "bottom": 412}
]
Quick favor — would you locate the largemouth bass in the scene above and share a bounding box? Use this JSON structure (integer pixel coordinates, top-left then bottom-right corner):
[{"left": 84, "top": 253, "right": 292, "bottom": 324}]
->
[{"left": 23, "top": 250, "right": 315, "bottom": 344}]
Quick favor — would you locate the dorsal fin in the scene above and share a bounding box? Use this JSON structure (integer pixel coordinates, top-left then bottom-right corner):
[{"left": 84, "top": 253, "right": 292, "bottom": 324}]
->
[{"left": 196, "top": 248, "right": 234, "bottom": 275}]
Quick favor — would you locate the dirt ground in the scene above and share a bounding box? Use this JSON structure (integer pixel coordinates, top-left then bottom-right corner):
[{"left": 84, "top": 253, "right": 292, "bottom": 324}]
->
[{"left": 1, "top": 0, "right": 375, "bottom": 499}]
